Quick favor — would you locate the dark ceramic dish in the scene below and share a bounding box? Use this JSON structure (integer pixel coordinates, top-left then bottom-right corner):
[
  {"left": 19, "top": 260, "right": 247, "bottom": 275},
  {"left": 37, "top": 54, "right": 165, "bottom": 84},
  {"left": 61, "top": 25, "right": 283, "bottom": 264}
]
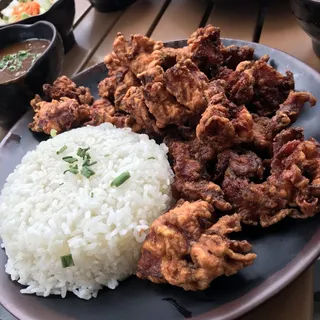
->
[
  {"left": 0, "top": 21, "right": 64, "bottom": 135},
  {"left": 291, "top": 0, "right": 320, "bottom": 57},
  {"left": 1, "top": 39, "right": 320, "bottom": 320},
  {"left": 89, "top": 0, "right": 137, "bottom": 12},
  {"left": 0, "top": 0, "right": 75, "bottom": 52}
]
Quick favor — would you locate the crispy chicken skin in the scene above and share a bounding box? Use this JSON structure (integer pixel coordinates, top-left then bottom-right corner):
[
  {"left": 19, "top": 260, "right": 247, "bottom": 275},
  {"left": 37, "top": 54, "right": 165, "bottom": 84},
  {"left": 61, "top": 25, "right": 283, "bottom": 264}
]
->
[
  {"left": 137, "top": 200, "right": 256, "bottom": 291},
  {"left": 43, "top": 76, "right": 94, "bottom": 105},
  {"left": 252, "top": 91, "right": 316, "bottom": 152},
  {"left": 221, "top": 45, "right": 255, "bottom": 70},
  {"left": 29, "top": 97, "right": 91, "bottom": 134},
  {"left": 196, "top": 81, "right": 253, "bottom": 150},
  {"left": 166, "top": 137, "right": 232, "bottom": 211}
]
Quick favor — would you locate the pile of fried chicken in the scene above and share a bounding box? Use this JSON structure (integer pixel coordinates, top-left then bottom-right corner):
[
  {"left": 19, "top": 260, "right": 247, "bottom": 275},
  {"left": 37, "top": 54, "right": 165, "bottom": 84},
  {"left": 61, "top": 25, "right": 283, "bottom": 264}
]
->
[{"left": 29, "top": 25, "right": 319, "bottom": 291}]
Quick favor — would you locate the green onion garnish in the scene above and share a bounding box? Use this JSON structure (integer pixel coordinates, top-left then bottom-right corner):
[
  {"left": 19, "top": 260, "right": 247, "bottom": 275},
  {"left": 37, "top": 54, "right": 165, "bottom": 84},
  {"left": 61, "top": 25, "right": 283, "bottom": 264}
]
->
[
  {"left": 64, "top": 164, "right": 79, "bottom": 175},
  {"left": 60, "top": 254, "right": 74, "bottom": 268},
  {"left": 90, "top": 192, "right": 94, "bottom": 198},
  {"left": 87, "top": 161, "right": 97, "bottom": 167},
  {"left": 110, "top": 171, "right": 131, "bottom": 187},
  {"left": 62, "top": 156, "right": 78, "bottom": 164},
  {"left": 148, "top": 157, "right": 155, "bottom": 160},
  {"left": 50, "top": 129, "right": 57, "bottom": 137},
  {"left": 56, "top": 145, "right": 67, "bottom": 155},
  {"left": 81, "top": 166, "right": 95, "bottom": 178},
  {"left": 77, "top": 147, "right": 90, "bottom": 158}
]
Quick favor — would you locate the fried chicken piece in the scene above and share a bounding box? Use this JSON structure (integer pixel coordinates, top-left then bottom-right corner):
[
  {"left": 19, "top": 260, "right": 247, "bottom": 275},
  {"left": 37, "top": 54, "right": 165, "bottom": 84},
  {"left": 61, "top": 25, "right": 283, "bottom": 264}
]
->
[
  {"left": 187, "top": 25, "right": 224, "bottom": 76},
  {"left": 139, "top": 65, "right": 193, "bottom": 128},
  {"left": 273, "top": 127, "right": 304, "bottom": 155},
  {"left": 166, "top": 137, "right": 231, "bottom": 211},
  {"left": 218, "top": 149, "right": 289, "bottom": 226},
  {"left": 196, "top": 83, "right": 253, "bottom": 150},
  {"left": 164, "top": 59, "right": 208, "bottom": 114},
  {"left": 85, "top": 98, "right": 141, "bottom": 132},
  {"left": 105, "top": 32, "right": 163, "bottom": 76},
  {"left": 98, "top": 67, "right": 128, "bottom": 100},
  {"left": 43, "top": 76, "right": 94, "bottom": 105},
  {"left": 252, "top": 91, "right": 316, "bottom": 151},
  {"left": 269, "top": 135, "right": 320, "bottom": 218},
  {"left": 120, "top": 86, "right": 159, "bottom": 134},
  {"left": 221, "top": 45, "right": 255, "bottom": 70},
  {"left": 137, "top": 201, "right": 256, "bottom": 291},
  {"left": 218, "top": 66, "right": 255, "bottom": 105},
  {"left": 29, "top": 98, "right": 91, "bottom": 134},
  {"left": 239, "top": 58, "right": 295, "bottom": 116}
]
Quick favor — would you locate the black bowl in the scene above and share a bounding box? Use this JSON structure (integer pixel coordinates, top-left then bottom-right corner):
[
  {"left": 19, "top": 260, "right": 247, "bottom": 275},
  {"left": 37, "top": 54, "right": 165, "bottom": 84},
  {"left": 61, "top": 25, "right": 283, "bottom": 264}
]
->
[
  {"left": 89, "top": 0, "right": 137, "bottom": 12},
  {"left": 0, "top": 21, "right": 64, "bottom": 134},
  {"left": 290, "top": 0, "right": 320, "bottom": 57},
  {"left": 0, "top": 0, "right": 75, "bottom": 53}
]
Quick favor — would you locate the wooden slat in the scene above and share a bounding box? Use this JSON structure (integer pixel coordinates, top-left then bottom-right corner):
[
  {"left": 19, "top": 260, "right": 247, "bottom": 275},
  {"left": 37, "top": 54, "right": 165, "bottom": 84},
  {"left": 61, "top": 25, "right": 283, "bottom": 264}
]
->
[
  {"left": 260, "top": 0, "right": 320, "bottom": 72},
  {"left": 74, "top": 0, "right": 92, "bottom": 26},
  {"left": 62, "top": 9, "right": 123, "bottom": 77},
  {"left": 150, "top": 0, "right": 208, "bottom": 42},
  {"left": 207, "top": 0, "right": 260, "bottom": 41},
  {"left": 84, "top": 0, "right": 168, "bottom": 69}
]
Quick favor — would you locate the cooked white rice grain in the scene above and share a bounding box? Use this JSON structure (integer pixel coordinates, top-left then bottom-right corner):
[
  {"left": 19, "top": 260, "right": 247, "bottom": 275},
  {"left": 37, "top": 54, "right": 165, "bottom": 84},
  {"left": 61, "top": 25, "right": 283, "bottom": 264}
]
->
[{"left": 0, "top": 123, "right": 173, "bottom": 299}]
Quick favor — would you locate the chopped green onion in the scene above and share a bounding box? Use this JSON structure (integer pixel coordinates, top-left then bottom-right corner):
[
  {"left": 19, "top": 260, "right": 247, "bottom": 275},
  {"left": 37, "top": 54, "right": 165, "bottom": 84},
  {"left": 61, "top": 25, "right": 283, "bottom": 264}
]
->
[
  {"left": 64, "top": 164, "right": 78, "bottom": 175},
  {"left": 81, "top": 166, "right": 95, "bottom": 178},
  {"left": 87, "top": 161, "right": 97, "bottom": 167},
  {"left": 90, "top": 192, "right": 94, "bottom": 198},
  {"left": 110, "top": 171, "right": 131, "bottom": 187},
  {"left": 148, "top": 157, "right": 155, "bottom": 160},
  {"left": 62, "top": 156, "right": 78, "bottom": 164},
  {"left": 59, "top": 183, "right": 64, "bottom": 186},
  {"left": 50, "top": 129, "right": 57, "bottom": 137},
  {"left": 77, "top": 147, "right": 90, "bottom": 158},
  {"left": 60, "top": 254, "right": 74, "bottom": 268},
  {"left": 104, "top": 154, "right": 110, "bottom": 157},
  {"left": 56, "top": 145, "right": 67, "bottom": 155}
]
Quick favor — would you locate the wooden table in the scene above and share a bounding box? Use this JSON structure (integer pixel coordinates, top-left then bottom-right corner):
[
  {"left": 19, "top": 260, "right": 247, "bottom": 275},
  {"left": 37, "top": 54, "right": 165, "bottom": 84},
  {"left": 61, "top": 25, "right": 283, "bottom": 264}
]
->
[{"left": 0, "top": 0, "right": 317, "bottom": 319}]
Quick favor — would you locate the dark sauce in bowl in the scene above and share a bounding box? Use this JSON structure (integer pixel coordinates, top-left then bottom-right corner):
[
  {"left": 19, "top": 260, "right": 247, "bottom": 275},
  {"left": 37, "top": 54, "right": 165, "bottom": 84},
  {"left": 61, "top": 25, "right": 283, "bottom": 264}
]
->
[{"left": 0, "top": 39, "right": 50, "bottom": 84}]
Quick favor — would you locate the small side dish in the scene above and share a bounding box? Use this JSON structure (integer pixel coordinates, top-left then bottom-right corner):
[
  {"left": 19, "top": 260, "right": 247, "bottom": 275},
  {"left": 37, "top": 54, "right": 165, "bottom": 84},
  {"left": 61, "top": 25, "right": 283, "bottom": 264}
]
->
[
  {"left": 0, "top": 0, "right": 58, "bottom": 25},
  {"left": 0, "top": 39, "right": 50, "bottom": 83}
]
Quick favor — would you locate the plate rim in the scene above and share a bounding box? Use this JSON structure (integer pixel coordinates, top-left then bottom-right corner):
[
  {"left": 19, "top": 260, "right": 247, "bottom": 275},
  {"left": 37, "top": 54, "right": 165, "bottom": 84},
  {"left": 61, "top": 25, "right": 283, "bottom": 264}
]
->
[{"left": 0, "top": 37, "right": 320, "bottom": 320}]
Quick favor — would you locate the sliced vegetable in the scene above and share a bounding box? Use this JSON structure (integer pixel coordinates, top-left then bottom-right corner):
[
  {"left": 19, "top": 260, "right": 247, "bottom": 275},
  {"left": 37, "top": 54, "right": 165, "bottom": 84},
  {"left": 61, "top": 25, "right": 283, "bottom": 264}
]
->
[
  {"left": 60, "top": 254, "right": 74, "bottom": 268},
  {"left": 64, "top": 164, "right": 78, "bottom": 175},
  {"left": 110, "top": 171, "right": 131, "bottom": 187},
  {"left": 62, "top": 156, "right": 78, "bottom": 164},
  {"left": 56, "top": 145, "right": 67, "bottom": 155},
  {"left": 81, "top": 166, "right": 95, "bottom": 178},
  {"left": 50, "top": 129, "right": 57, "bottom": 137}
]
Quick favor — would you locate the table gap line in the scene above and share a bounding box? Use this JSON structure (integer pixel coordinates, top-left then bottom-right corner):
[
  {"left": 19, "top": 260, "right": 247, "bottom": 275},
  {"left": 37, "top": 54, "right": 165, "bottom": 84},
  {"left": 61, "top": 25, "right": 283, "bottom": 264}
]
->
[
  {"left": 145, "top": 0, "right": 171, "bottom": 38},
  {"left": 77, "top": 10, "right": 126, "bottom": 74},
  {"left": 74, "top": 4, "right": 93, "bottom": 29},
  {"left": 252, "top": 0, "right": 268, "bottom": 43},
  {"left": 199, "top": 0, "right": 215, "bottom": 27}
]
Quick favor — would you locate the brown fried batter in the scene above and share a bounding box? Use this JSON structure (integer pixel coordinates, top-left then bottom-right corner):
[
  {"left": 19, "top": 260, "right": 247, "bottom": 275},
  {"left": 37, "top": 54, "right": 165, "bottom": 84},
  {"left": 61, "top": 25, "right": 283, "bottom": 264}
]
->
[
  {"left": 29, "top": 97, "right": 91, "bottom": 134},
  {"left": 252, "top": 91, "right": 316, "bottom": 151},
  {"left": 120, "top": 86, "right": 158, "bottom": 134},
  {"left": 187, "top": 25, "right": 223, "bottom": 76},
  {"left": 196, "top": 83, "right": 253, "bottom": 150},
  {"left": 43, "top": 76, "right": 94, "bottom": 105},
  {"left": 218, "top": 66, "right": 255, "bottom": 105},
  {"left": 221, "top": 45, "right": 255, "bottom": 70},
  {"left": 137, "top": 200, "right": 256, "bottom": 290},
  {"left": 84, "top": 98, "right": 141, "bottom": 132},
  {"left": 164, "top": 59, "right": 208, "bottom": 114},
  {"left": 166, "top": 137, "right": 231, "bottom": 211}
]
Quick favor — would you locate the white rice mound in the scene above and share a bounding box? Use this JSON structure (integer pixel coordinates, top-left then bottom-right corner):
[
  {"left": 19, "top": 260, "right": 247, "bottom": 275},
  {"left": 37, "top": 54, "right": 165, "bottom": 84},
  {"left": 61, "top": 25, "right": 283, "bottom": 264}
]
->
[{"left": 0, "top": 123, "right": 173, "bottom": 300}]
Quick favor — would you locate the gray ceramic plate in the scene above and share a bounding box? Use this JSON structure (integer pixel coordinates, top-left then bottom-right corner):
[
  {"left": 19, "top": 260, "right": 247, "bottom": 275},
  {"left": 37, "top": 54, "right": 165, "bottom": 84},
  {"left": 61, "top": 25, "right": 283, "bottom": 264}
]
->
[{"left": 0, "top": 39, "right": 320, "bottom": 320}]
